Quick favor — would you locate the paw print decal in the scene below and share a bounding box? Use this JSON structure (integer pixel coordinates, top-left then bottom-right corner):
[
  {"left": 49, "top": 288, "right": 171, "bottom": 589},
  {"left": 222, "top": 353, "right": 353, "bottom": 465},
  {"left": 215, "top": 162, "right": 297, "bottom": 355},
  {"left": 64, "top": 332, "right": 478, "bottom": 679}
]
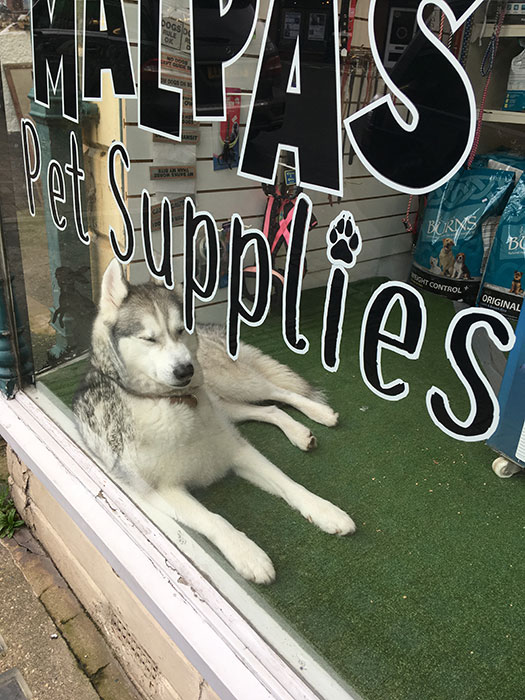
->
[
  {"left": 326, "top": 211, "right": 362, "bottom": 268},
  {"left": 322, "top": 209, "right": 362, "bottom": 373}
]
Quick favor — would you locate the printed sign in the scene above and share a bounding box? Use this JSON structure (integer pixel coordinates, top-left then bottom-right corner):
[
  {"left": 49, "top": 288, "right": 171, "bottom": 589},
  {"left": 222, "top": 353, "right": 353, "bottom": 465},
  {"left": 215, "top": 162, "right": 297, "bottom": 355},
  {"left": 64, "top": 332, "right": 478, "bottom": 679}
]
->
[
  {"left": 283, "top": 11, "right": 301, "bottom": 39},
  {"left": 161, "top": 18, "right": 191, "bottom": 53},
  {"left": 160, "top": 74, "right": 193, "bottom": 91},
  {"left": 153, "top": 129, "right": 200, "bottom": 145},
  {"left": 149, "top": 165, "right": 196, "bottom": 180},
  {"left": 308, "top": 13, "right": 327, "bottom": 41},
  {"left": 284, "top": 169, "right": 297, "bottom": 186},
  {"left": 150, "top": 196, "right": 186, "bottom": 230},
  {"left": 182, "top": 112, "right": 196, "bottom": 127},
  {"left": 161, "top": 53, "right": 191, "bottom": 75}
]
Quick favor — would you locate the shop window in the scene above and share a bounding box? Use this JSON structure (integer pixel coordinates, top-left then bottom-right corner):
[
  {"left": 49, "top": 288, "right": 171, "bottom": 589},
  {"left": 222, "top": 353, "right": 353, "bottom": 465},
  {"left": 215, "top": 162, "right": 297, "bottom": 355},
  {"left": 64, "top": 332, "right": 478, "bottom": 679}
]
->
[{"left": 1, "top": 0, "right": 525, "bottom": 698}]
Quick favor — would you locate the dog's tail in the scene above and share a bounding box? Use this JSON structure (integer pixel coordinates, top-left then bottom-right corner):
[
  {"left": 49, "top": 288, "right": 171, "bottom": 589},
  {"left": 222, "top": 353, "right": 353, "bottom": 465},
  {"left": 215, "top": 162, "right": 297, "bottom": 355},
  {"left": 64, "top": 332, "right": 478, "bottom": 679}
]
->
[
  {"left": 241, "top": 342, "right": 325, "bottom": 402},
  {"left": 198, "top": 329, "right": 326, "bottom": 405}
]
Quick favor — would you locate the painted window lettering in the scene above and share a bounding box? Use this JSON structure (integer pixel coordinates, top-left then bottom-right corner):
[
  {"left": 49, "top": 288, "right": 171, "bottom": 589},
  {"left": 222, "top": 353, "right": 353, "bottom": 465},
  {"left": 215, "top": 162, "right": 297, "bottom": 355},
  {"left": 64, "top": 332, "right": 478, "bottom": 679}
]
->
[
  {"left": 32, "top": 0, "right": 78, "bottom": 122},
  {"left": 344, "top": 0, "right": 487, "bottom": 194},
  {"left": 82, "top": 0, "right": 135, "bottom": 100},
  {"left": 19, "top": 116, "right": 516, "bottom": 443},
  {"left": 237, "top": 0, "right": 343, "bottom": 196},
  {"left": 184, "top": 198, "right": 220, "bottom": 333},
  {"left": 32, "top": 0, "right": 483, "bottom": 194},
  {"left": 426, "top": 309, "right": 515, "bottom": 441},
  {"left": 359, "top": 282, "right": 427, "bottom": 401},
  {"left": 139, "top": 0, "right": 183, "bottom": 139},
  {"left": 107, "top": 142, "right": 135, "bottom": 262},
  {"left": 190, "top": 0, "right": 258, "bottom": 120}
]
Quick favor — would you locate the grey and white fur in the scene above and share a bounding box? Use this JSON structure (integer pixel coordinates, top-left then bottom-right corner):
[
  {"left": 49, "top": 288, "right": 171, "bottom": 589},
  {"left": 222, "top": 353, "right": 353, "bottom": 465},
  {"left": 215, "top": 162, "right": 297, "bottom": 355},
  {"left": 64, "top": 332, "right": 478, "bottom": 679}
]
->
[{"left": 73, "top": 260, "right": 355, "bottom": 583}]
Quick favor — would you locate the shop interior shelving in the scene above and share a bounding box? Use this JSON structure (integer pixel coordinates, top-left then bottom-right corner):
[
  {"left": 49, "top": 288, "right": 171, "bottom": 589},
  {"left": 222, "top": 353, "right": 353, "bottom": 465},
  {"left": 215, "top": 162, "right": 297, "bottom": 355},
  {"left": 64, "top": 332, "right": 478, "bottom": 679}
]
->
[
  {"left": 467, "top": 15, "right": 525, "bottom": 147},
  {"left": 482, "top": 109, "right": 525, "bottom": 124},
  {"left": 481, "top": 23, "right": 525, "bottom": 38}
]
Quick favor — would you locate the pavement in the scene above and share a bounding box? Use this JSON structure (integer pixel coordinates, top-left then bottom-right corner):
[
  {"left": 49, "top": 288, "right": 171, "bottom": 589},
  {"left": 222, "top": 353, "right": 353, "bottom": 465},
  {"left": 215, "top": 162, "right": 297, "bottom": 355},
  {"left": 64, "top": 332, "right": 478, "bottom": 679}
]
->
[{"left": 0, "top": 443, "right": 143, "bottom": 700}]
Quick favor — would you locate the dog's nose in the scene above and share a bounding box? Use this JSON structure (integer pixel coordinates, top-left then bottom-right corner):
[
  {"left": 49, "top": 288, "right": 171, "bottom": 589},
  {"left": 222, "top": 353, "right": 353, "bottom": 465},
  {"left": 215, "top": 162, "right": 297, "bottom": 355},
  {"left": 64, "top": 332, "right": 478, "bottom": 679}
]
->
[{"left": 173, "top": 363, "right": 194, "bottom": 381}]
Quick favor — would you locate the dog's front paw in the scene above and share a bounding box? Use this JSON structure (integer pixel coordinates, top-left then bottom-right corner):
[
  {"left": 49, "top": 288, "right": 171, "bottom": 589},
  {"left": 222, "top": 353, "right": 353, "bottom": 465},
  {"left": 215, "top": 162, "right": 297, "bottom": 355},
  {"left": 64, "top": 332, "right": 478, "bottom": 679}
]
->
[
  {"left": 300, "top": 494, "right": 356, "bottom": 536},
  {"left": 223, "top": 532, "right": 276, "bottom": 584},
  {"left": 326, "top": 211, "right": 362, "bottom": 268},
  {"left": 308, "top": 403, "right": 339, "bottom": 427},
  {"left": 290, "top": 424, "right": 318, "bottom": 451}
]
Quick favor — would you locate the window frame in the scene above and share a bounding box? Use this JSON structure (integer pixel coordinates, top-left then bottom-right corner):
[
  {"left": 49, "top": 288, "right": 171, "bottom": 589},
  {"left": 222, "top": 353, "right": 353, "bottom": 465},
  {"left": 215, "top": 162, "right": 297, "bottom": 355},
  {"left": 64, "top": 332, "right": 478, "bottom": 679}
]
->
[{"left": 0, "top": 386, "right": 359, "bottom": 700}]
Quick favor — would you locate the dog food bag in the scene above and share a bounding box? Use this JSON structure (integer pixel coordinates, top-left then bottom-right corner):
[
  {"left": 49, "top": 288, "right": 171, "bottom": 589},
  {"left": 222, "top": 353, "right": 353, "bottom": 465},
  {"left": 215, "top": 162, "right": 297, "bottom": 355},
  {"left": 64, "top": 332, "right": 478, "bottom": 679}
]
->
[
  {"left": 478, "top": 175, "right": 525, "bottom": 320},
  {"left": 503, "top": 44, "right": 525, "bottom": 113},
  {"left": 480, "top": 158, "right": 524, "bottom": 273},
  {"left": 409, "top": 167, "right": 514, "bottom": 304},
  {"left": 474, "top": 152, "right": 525, "bottom": 174}
]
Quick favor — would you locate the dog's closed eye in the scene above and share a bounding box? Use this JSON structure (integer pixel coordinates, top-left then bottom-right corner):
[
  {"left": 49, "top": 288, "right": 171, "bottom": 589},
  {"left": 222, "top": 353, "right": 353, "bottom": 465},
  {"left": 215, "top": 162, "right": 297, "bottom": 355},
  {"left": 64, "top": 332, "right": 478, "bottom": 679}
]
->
[{"left": 140, "top": 336, "right": 157, "bottom": 343}]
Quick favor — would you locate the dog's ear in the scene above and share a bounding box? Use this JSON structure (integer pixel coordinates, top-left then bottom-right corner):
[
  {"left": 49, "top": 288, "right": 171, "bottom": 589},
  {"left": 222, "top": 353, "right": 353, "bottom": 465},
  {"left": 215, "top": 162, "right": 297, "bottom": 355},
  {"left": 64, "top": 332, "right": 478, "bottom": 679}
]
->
[
  {"left": 100, "top": 259, "right": 129, "bottom": 321},
  {"left": 173, "top": 281, "right": 183, "bottom": 299},
  {"left": 150, "top": 275, "right": 183, "bottom": 299}
]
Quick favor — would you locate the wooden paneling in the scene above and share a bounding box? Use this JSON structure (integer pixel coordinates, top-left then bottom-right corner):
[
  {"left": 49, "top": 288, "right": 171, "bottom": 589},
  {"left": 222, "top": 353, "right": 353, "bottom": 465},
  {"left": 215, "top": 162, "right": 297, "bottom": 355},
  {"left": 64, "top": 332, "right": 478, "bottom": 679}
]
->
[{"left": 122, "top": 0, "right": 410, "bottom": 321}]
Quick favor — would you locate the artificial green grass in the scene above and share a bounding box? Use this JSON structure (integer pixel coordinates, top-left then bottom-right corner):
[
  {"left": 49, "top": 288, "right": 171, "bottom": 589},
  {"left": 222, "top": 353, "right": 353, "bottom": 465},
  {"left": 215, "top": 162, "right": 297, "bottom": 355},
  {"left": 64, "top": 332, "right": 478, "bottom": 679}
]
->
[{"left": 40, "top": 279, "right": 525, "bottom": 700}]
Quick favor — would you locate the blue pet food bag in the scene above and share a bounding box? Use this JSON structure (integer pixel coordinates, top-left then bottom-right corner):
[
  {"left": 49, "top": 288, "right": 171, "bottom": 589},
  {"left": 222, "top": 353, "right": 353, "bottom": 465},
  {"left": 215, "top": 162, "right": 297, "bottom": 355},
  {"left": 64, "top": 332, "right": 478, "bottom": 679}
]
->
[
  {"left": 410, "top": 168, "right": 514, "bottom": 304},
  {"left": 478, "top": 175, "right": 525, "bottom": 320},
  {"left": 473, "top": 152, "right": 525, "bottom": 172}
]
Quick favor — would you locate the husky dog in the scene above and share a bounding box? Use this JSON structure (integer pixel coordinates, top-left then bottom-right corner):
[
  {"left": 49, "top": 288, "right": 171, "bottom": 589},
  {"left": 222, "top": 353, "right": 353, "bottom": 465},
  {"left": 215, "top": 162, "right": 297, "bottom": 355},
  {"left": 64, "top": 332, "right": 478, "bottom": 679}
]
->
[{"left": 73, "top": 261, "right": 355, "bottom": 583}]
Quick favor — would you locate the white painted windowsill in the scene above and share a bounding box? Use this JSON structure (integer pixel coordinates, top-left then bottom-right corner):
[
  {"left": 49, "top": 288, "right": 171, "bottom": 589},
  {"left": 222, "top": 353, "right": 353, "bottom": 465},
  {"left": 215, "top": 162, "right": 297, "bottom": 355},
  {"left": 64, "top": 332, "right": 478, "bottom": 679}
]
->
[{"left": 0, "top": 388, "right": 359, "bottom": 700}]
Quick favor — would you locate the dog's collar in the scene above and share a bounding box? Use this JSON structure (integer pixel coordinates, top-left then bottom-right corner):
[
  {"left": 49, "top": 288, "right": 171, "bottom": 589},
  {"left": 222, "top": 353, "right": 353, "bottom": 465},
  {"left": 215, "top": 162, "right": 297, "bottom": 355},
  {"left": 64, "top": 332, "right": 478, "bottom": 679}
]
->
[
  {"left": 129, "top": 388, "right": 198, "bottom": 408},
  {"left": 167, "top": 393, "right": 198, "bottom": 408},
  {"left": 106, "top": 376, "right": 198, "bottom": 408}
]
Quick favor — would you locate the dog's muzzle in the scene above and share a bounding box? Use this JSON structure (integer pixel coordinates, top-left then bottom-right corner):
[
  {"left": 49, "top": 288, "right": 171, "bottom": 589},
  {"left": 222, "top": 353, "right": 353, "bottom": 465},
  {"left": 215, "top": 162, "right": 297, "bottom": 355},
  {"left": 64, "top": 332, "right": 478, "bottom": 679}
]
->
[{"left": 173, "top": 363, "right": 194, "bottom": 384}]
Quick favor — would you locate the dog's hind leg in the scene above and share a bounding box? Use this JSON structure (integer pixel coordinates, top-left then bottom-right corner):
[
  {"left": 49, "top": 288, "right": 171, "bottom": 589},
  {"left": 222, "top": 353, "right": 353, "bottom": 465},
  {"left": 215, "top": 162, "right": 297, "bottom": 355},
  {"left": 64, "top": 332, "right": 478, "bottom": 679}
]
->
[
  {"left": 200, "top": 335, "right": 338, "bottom": 424},
  {"left": 232, "top": 441, "right": 355, "bottom": 535},
  {"left": 237, "top": 348, "right": 338, "bottom": 425},
  {"left": 222, "top": 402, "right": 317, "bottom": 451},
  {"left": 145, "top": 486, "right": 275, "bottom": 584},
  {"left": 267, "top": 387, "right": 339, "bottom": 427}
]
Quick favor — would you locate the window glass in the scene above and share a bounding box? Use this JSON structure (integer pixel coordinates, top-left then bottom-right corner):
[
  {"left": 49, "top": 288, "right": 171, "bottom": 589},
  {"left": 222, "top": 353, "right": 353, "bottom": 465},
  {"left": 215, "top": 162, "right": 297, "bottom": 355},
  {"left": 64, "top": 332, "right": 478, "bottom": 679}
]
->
[{"left": 1, "top": 0, "right": 525, "bottom": 697}]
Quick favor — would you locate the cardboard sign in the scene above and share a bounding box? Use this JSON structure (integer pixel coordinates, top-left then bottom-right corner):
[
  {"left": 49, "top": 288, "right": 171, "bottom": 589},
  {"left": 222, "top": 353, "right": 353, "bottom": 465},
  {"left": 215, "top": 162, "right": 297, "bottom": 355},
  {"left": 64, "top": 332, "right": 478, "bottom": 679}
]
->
[
  {"left": 161, "top": 53, "right": 191, "bottom": 75},
  {"left": 153, "top": 129, "right": 200, "bottom": 145},
  {"left": 161, "top": 18, "right": 191, "bottom": 54},
  {"left": 160, "top": 74, "right": 193, "bottom": 91},
  {"left": 182, "top": 112, "right": 196, "bottom": 127},
  {"left": 181, "top": 129, "right": 200, "bottom": 145},
  {"left": 150, "top": 196, "right": 186, "bottom": 230},
  {"left": 149, "top": 165, "right": 196, "bottom": 180}
]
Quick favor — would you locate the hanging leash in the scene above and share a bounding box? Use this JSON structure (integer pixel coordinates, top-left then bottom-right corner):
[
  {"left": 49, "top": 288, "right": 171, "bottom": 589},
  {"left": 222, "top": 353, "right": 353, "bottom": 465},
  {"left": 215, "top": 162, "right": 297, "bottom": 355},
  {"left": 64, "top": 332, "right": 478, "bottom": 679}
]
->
[
  {"left": 348, "top": 53, "right": 371, "bottom": 166},
  {"left": 467, "top": 4, "right": 506, "bottom": 167},
  {"left": 243, "top": 184, "right": 316, "bottom": 303},
  {"left": 459, "top": 17, "right": 473, "bottom": 66},
  {"left": 438, "top": 11, "right": 446, "bottom": 41},
  {"left": 338, "top": 0, "right": 359, "bottom": 201},
  {"left": 402, "top": 195, "right": 415, "bottom": 234},
  {"left": 217, "top": 121, "right": 239, "bottom": 169}
]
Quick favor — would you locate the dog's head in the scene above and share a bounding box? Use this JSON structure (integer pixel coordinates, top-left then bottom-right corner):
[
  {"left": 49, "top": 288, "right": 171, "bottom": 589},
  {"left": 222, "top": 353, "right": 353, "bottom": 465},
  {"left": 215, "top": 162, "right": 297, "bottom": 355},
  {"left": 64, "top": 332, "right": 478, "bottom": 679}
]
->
[
  {"left": 455, "top": 253, "right": 465, "bottom": 263},
  {"left": 94, "top": 260, "right": 201, "bottom": 394},
  {"left": 514, "top": 271, "right": 523, "bottom": 282},
  {"left": 442, "top": 237, "right": 454, "bottom": 251}
]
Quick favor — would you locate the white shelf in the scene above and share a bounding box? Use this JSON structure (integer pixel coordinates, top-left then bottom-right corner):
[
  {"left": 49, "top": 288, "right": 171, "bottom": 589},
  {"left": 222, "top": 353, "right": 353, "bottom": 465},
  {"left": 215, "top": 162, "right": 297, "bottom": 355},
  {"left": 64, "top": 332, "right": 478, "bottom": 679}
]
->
[
  {"left": 482, "top": 109, "right": 525, "bottom": 124},
  {"left": 481, "top": 23, "right": 525, "bottom": 38}
]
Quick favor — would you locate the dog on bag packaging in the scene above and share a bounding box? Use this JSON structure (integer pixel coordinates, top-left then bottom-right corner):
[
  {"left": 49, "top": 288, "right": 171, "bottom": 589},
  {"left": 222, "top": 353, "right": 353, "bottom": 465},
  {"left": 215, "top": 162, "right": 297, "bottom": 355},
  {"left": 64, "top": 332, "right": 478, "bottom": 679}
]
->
[{"left": 410, "top": 168, "right": 514, "bottom": 304}]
